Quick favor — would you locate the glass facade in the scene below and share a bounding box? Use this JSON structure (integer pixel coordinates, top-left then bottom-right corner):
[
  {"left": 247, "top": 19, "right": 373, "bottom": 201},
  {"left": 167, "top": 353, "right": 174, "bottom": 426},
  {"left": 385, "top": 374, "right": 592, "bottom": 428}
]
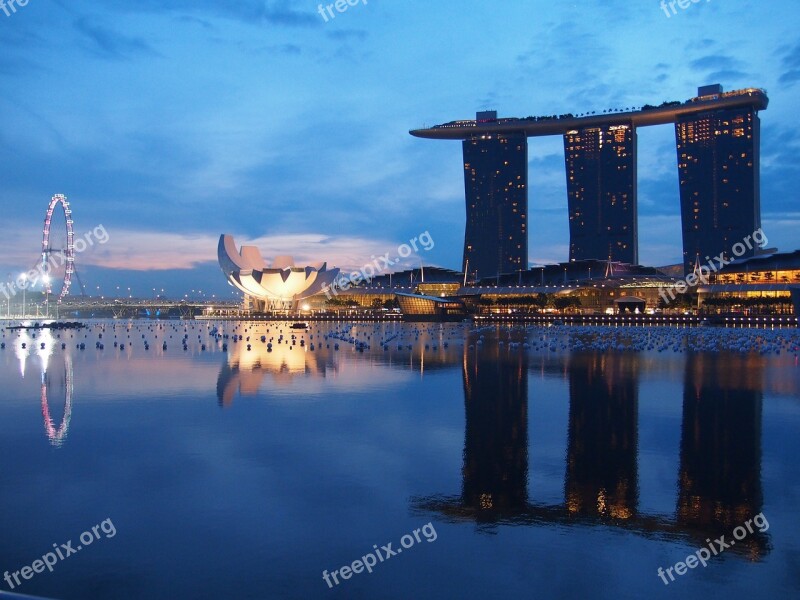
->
[
  {"left": 416, "top": 282, "right": 461, "bottom": 296},
  {"left": 564, "top": 124, "right": 637, "bottom": 264},
  {"left": 462, "top": 130, "right": 528, "bottom": 281},
  {"left": 395, "top": 294, "right": 465, "bottom": 317},
  {"left": 676, "top": 105, "right": 761, "bottom": 275},
  {"left": 712, "top": 267, "right": 800, "bottom": 285}
]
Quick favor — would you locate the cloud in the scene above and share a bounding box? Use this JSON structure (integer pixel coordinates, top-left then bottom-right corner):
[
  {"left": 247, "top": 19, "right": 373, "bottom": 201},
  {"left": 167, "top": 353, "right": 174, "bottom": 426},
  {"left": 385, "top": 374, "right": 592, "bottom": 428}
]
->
[
  {"left": 95, "top": 0, "right": 320, "bottom": 29},
  {"left": 0, "top": 55, "right": 41, "bottom": 77},
  {"left": 174, "top": 15, "right": 215, "bottom": 30},
  {"left": 271, "top": 43, "right": 303, "bottom": 55},
  {"left": 0, "top": 0, "right": 792, "bottom": 292},
  {"left": 688, "top": 54, "right": 744, "bottom": 72},
  {"left": 73, "top": 18, "right": 160, "bottom": 60},
  {"left": 778, "top": 42, "right": 800, "bottom": 86},
  {"left": 705, "top": 69, "right": 748, "bottom": 82},
  {"left": 326, "top": 29, "right": 368, "bottom": 42},
  {"left": 0, "top": 229, "right": 440, "bottom": 273},
  {"left": 685, "top": 54, "right": 749, "bottom": 86},
  {"left": 780, "top": 70, "right": 800, "bottom": 85}
]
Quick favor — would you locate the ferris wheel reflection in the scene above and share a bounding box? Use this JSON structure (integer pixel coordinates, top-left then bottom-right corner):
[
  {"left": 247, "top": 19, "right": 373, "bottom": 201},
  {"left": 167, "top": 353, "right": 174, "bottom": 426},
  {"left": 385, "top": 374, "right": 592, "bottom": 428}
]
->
[
  {"left": 8, "top": 327, "right": 74, "bottom": 447},
  {"left": 40, "top": 353, "right": 73, "bottom": 448}
]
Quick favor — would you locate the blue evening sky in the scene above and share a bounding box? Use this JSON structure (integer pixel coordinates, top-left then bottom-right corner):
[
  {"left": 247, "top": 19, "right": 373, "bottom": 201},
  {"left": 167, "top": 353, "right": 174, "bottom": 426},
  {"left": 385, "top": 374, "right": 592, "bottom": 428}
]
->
[{"left": 0, "top": 0, "right": 797, "bottom": 298}]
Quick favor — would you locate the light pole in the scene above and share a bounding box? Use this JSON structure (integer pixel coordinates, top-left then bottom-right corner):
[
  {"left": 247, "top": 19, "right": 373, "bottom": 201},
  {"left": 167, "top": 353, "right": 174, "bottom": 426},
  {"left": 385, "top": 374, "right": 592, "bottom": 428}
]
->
[
  {"left": 42, "top": 274, "right": 51, "bottom": 319},
  {"left": 20, "top": 273, "right": 27, "bottom": 318}
]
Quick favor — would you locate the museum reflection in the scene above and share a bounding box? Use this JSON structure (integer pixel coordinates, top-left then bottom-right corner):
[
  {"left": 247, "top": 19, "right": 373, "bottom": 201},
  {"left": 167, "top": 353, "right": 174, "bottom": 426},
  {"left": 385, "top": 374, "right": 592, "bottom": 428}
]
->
[
  {"left": 216, "top": 336, "right": 338, "bottom": 406},
  {"left": 215, "top": 329, "right": 465, "bottom": 406},
  {"left": 414, "top": 347, "right": 768, "bottom": 556}
]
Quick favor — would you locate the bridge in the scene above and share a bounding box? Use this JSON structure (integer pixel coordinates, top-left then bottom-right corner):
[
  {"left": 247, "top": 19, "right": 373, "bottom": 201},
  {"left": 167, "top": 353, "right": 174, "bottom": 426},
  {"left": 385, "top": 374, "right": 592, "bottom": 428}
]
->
[
  {"left": 66, "top": 298, "right": 242, "bottom": 319},
  {"left": 0, "top": 298, "right": 243, "bottom": 320}
]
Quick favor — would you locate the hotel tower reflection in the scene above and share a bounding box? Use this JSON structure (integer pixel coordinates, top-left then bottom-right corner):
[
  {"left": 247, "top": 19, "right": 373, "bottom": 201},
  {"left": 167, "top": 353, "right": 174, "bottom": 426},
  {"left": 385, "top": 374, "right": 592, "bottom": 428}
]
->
[
  {"left": 678, "top": 354, "right": 764, "bottom": 556},
  {"left": 414, "top": 347, "right": 768, "bottom": 556},
  {"left": 565, "top": 353, "right": 639, "bottom": 520},
  {"left": 461, "top": 347, "right": 529, "bottom": 514}
]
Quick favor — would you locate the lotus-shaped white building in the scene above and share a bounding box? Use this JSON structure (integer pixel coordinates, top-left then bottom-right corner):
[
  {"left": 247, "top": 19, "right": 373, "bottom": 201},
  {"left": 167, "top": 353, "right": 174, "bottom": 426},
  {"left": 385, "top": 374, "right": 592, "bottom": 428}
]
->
[{"left": 218, "top": 234, "right": 339, "bottom": 309}]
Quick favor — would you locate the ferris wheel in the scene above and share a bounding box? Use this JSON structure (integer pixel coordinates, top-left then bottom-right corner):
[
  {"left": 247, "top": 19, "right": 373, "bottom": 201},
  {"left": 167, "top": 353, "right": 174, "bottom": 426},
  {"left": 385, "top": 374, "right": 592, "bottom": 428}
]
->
[{"left": 41, "top": 194, "right": 75, "bottom": 303}]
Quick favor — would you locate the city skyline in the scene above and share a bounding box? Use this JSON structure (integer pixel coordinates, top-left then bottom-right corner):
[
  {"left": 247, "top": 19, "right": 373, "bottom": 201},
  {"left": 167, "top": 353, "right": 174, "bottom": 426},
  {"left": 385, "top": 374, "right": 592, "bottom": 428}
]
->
[{"left": 0, "top": 1, "right": 798, "bottom": 296}]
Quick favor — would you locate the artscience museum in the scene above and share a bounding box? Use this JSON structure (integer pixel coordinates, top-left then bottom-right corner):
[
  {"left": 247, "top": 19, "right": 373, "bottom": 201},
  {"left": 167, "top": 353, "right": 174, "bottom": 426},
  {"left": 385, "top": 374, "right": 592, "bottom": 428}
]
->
[{"left": 218, "top": 234, "right": 339, "bottom": 311}]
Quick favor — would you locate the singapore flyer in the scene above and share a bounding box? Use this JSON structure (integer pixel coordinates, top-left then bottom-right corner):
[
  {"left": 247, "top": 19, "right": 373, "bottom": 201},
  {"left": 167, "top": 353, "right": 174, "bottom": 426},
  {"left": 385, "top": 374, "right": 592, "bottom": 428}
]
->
[{"left": 41, "top": 193, "right": 75, "bottom": 303}]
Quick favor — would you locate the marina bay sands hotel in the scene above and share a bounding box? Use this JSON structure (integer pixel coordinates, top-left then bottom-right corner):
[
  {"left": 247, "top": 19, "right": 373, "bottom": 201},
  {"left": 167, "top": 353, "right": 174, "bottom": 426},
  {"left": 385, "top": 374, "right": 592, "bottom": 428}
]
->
[{"left": 410, "top": 85, "right": 768, "bottom": 278}]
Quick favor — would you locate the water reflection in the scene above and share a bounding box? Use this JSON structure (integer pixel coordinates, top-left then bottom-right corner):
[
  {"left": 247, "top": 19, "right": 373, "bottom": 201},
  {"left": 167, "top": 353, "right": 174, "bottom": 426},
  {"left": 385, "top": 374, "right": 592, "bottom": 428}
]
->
[
  {"left": 566, "top": 353, "right": 639, "bottom": 520},
  {"left": 678, "top": 353, "right": 766, "bottom": 557},
  {"left": 413, "top": 346, "right": 769, "bottom": 556},
  {"left": 3, "top": 322, "right": 773, "bottom": 557},
  {"left": 216, "top": 334, "right": 336, "bottom": 406},
  {"left": 461, "top": 347, "right": 528, "bottom": 514},
  {"left": 41, "top": 354, "right": 73, "bottom": 447},
  {"left": 9, "top": 327, "right": 74, "bottom": 447}
]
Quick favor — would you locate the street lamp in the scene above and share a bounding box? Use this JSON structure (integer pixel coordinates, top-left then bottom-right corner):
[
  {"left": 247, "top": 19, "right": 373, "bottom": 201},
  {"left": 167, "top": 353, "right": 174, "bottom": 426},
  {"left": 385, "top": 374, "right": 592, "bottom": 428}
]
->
[
  {"left": 19, "top": 273, "right": 27, "bottom": 318},
  {"left": 42, "top": 274, "right": 51, "bottom": 319}
]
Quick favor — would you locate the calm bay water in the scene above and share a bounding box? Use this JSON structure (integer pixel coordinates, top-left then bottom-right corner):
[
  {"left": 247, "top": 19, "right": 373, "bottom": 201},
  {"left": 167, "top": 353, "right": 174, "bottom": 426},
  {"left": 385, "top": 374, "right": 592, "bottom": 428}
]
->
[{"left": 1, "top": 320, "right": 799, "bottom": 600}]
